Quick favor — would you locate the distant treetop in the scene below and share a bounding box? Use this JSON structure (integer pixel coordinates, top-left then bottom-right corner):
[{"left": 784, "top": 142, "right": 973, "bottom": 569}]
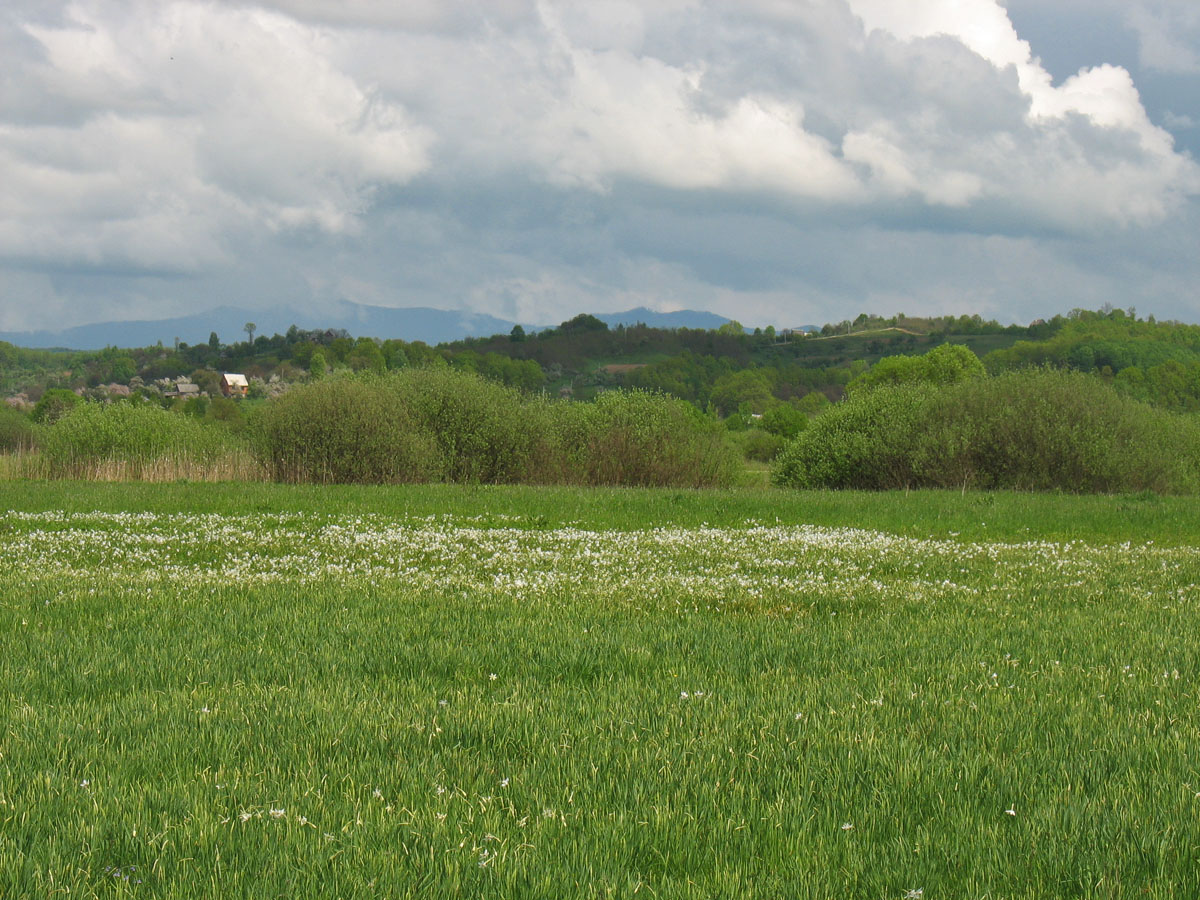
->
[{"left": 560, "top": 314, "right": 608, "bottom": 333}]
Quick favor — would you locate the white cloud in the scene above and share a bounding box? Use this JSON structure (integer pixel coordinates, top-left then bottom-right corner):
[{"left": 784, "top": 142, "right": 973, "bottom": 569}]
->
[
  {"left": 1163, "top": 111, "right": 1198, "bottom": 130},
  {"left": 1126, "top": 4, "right": 1200, "bottom": 74},
  {"left": 529, "top": 46, "right": 862, "bottom": 200},
  {"left": 231, "top": 0, "right": 536, "bottom": 33},
  {"left": 845, "top": 0, "right": 1198, "bottom": 227},
  {"left": 0, "top": 1, "right": 432, "bottom": 271},
  {"left": 6, "top": 0, "right": 1191, "bottom": 259},
  {"left": 523, "top": 0, "right": 1194, "bottom": 227},
  {"left": 841, "top": 127, "right": 984, "bottom": 208}
]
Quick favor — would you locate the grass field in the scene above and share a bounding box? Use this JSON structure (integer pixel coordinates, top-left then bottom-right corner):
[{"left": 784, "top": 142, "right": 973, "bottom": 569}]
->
[{"left": 2, "top": 483, "right": 1199, "bottom": 898}]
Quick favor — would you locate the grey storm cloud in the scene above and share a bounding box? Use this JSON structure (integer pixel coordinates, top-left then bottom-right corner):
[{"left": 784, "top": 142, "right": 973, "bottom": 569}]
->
[{"left": 0, "top": 0, "right": 1198, "bottom": 332}]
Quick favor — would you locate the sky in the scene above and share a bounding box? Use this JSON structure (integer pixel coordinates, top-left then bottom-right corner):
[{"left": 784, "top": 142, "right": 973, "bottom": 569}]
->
[{"left": 1, "top": 0, "right": 1199, "bottom": 333}]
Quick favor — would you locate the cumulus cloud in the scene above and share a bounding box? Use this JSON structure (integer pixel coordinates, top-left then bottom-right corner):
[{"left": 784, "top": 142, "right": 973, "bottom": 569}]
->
[
  {"left": 844, "top": 0, "right": 1198, "bottom": 227},
  {"left": 1, "top": 0, "right": 1199, "bottom": 331},
  {"left": 525, "top": 41, "right": 862, "bottom": 200},
  {"left": 0, "top": 1, "right": 431, "bottom": 271},
  {"left": 353, "top": 0, "right": 1197, "bottom": 229}
]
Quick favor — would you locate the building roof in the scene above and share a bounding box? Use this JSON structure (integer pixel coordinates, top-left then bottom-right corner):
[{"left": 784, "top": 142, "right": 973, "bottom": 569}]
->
[{"left": 222, "top": 373, "right": 249, "bottom": 387}]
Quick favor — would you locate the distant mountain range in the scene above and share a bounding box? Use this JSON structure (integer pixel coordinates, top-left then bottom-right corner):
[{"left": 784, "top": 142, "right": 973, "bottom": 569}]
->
[{"left": 0, "top": 303, "right": 736, "bottom": 350}]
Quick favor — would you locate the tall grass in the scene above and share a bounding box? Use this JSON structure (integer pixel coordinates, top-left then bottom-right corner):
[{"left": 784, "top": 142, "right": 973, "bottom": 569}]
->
[
  {"left": 31, "top": 400, "right": 259, "bottom": 481},
  {"left": 16, "top": 450, "right": 263, "bottom": 482},
  {"left": 0, "top": 405, "right": 35, "bottom": 452}
]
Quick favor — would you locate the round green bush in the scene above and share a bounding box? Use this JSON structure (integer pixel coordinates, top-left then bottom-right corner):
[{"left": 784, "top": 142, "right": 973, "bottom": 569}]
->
[
  {"left": 772, "top": 384, "right": 926, "bottom": 489},
  {"left": 759, "top": 404, "right": 808, "bottom": 440},
  {"left": 31, "top": 388, "right": 81, "bottom": 425},
  {"left": 738, "top": 428, "right": 786, "bottom": 463},
  {"left": 773, "top": 370, "right": 1200, "bottom": 493}
]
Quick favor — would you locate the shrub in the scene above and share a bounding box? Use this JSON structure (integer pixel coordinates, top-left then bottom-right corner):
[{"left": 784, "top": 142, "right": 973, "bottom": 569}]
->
[
  {"left": 914, "top": 369, "right": 1200, "bottom": 493},
  {"left": 255, "top": 369, "right": 549, "bottom": 485},
  {"left": 555, "top": 390, "right": 740, "bottom": 487},
  {"left": 31, "top": 389, "right": 81, "bottom": 424},
  {"left": 253, "top": 374, "right": 741, "bottom": 488},
  {"left": 181, "top": 396, "right": 209, "bottom": 418},
  {"left": 737, "top": 428, "right": 786, "bottom": 463},
  {"left": 254, "top": 376, "right": 440, "bottom": 484},
  {"left": 205, "top": 397, "right": 244, "bottom": 429},
  {"left": 848, "top": 343, "right": 986, "bottom": 394},
  {"left": 760, "top": 404, "right": 808, "bottom": 440},
  {"left": 773, "top": 369, "right": 1200, "bottom": 494},
  {"left": 387, "top": 368, "right": 537, "bottom": 483},
  {"left": 518, "top": 397, "right": 584, "bottom": 485},
  {"left": 773, "top": 384, "right": 927, "bottom": 489}
]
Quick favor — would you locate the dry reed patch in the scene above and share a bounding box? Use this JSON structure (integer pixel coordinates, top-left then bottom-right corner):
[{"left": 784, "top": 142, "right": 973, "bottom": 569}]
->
[{"left": 6, "top": 450, "right": 265, "bottom": 482}]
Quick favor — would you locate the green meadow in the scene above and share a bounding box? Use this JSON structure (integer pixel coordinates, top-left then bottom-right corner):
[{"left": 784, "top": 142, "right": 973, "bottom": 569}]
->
[{"left": 2, "top": 483, "right": 1199, "bottom": 898}]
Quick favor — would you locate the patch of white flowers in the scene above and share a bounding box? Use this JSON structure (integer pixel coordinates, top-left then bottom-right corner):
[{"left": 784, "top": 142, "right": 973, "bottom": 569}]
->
[{"left": 2, "top": 512, "right": 1198, "bottom": 612}]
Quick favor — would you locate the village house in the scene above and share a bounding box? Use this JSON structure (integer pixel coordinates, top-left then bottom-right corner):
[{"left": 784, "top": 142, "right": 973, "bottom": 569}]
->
[
  {"left": 163, "top": 383, "right": 201, "bottom": 399},
  {"left": 220, "top": 373, "right": 249, "bottom": 398}
]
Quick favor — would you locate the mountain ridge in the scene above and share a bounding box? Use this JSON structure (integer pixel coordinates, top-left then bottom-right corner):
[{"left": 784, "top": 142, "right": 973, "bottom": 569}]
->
[{"left": 0, "top": 303, "right": 734, "bottom": 350}]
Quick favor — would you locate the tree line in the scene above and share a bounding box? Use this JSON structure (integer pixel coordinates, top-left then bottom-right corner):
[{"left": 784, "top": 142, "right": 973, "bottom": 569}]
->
[{"left": 7, "top": 304, "right": 1200, "bottom": 494}]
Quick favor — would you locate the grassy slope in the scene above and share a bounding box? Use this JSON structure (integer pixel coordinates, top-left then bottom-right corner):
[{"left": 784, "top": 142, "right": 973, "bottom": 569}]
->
[{"left": 748, "top": 331, "right": 1020, "bottom": 367}]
